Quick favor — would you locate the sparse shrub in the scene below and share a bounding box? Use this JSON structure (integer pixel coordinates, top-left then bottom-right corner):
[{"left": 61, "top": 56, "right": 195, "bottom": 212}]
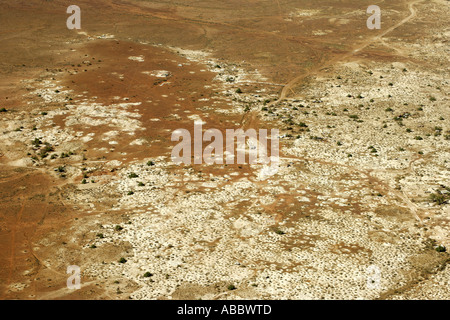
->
[
  {"left": 0, "top": 108, "right": 7, "bottom": 112},
  {"left": 235, "top": 88, "right": 242, "bottom": 94},
  {"left": 436, "top": 245, "right": 446, "bottom": 253},
  {"left": 434, "top": 127, "right": 442, "bottom": 136},
  {"left": 429, "top": 192, "right": 446, "bottom": 205},
  {"left": 127, "top": 191, "right": 134, "bottom": 195},
  {"left": 128, "top": 172, "right": 138, "bottom": 178},
  {"left": 370, "top": 148, "right": 378, "bottom": 153},
  {"left": 39, "top": 143, "right": 54, "bottom": 158},
  {"left": 227, "top": 285, "right": 236, "bottom": 291},
  {"left": 96, "top": 233, "right": 104, "bottom": 239},
  {"left": 115, "top": 225, "right": 123, "bottom": 231},
  {"left": 119, "top": 257, "right": 127, "bottom": 264},
  {"left": 143, "top": 272, "right": 153, "bottom": 278}
]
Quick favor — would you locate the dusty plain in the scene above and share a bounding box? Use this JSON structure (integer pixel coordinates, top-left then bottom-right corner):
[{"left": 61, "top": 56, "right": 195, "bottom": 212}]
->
[{"left": 0, "top": 0, "right": 449, "bottom": 299}]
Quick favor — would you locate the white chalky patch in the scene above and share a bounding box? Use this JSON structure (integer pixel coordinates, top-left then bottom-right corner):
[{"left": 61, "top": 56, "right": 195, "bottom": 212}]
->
[{"left": 128, "top": 56, "right": 145, "bottom": 62}]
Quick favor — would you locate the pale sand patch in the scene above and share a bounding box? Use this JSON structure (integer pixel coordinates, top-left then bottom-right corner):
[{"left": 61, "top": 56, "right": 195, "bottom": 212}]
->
[{"left": 128, "top": 55, "right": 145, "bottom": 62}]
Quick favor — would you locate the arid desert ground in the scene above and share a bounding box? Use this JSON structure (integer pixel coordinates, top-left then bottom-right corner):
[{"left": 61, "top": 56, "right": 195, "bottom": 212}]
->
[{"left": 0, "top": 0, "right": 449, "bottom": 299}]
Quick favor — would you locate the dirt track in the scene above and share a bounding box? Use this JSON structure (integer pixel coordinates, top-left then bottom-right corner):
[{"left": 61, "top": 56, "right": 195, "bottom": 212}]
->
[{"left": 0, "top": 0, "right": 449, "bottom": 300}]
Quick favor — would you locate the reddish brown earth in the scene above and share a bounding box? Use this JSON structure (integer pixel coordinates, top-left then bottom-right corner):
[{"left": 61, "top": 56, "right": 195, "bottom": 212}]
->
[{"left": 0, "top": 0, "right": 448, "bottom": 299}]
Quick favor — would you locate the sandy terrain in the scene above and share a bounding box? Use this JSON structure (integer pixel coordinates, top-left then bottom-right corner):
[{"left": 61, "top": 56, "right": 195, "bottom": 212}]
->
[{"left": 0, "top": 0, "right": 449, "bottom": 299}]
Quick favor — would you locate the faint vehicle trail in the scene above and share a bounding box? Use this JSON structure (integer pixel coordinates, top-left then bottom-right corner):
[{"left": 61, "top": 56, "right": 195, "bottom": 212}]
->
[
  {"left": 277, "top": 0, "right": 422, "bottom": 102},
  {"left": 237, "top": 0, "right": 425, "bottom": 224},
  {"left": 278, "top": 154, "right": 423, "bottom": 222},
  {"left": 1, "top": 203, "right": 25, "bottom": 299}
]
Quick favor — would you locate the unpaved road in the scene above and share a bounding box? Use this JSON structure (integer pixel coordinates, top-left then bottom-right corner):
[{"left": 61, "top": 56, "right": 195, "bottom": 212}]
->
[{"left": 278, "top": 0, "right": 422, "bottom": 102}]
